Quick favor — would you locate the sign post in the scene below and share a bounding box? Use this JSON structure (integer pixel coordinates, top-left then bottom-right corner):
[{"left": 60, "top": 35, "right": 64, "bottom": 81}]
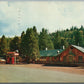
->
[{"left": 14, "top": 53, "right": 19, "bottom": 64}]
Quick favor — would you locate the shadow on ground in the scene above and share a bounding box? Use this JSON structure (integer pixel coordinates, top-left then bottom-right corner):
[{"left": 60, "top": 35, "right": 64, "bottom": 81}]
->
[{"left": 43, "top": 64, "right": 78, "bottom": 67}]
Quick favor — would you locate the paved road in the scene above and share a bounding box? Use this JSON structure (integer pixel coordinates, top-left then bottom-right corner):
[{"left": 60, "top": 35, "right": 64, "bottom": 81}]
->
[{"left": 0, "top": 65, "right": 84, "bottom": 83}]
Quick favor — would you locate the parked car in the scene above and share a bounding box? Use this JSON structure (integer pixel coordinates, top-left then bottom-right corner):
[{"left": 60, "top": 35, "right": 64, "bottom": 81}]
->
[{"left": 0, "top": 59, "right": 6, "bottom": 64}]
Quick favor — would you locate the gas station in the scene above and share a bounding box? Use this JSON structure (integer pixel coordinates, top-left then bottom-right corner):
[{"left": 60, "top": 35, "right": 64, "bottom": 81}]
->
[{"left": 6, "top": 52, "right": 19, "bottom": 64}]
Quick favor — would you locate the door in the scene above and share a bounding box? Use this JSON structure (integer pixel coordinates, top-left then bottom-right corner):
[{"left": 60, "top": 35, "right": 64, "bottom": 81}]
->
[
  {"left": 11, "top": 56, "right": 14, "bottom": 64},
  {"left": 63, "top": 56, "right": 67, "bottom": 63},
  {"left": 7, "top": 57, "right": 10, "bottom": 64}
]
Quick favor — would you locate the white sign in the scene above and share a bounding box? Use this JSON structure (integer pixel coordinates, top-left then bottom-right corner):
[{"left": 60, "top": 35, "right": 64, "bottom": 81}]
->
[{"left": 14, "top": 53, "right": 19, "bottom": 56}]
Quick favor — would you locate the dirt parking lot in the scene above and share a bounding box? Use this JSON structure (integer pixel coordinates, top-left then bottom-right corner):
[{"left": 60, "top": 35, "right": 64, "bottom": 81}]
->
[
  {"left": 0, "top": 64, "right": 84, "bottom": 82},
  {"left": 0, "top": 64, "right": 84, "bottom": 75}
]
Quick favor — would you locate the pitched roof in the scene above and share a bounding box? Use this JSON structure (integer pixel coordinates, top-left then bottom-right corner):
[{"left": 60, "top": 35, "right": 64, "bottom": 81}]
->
[
  {"left": 40, "top": 49, "right": 63, "bottom": 57},
  {"left": 40, "top": 45, "right": 84, "bottom": 57},
  {"left": 71, "top": 45, "right": 84, "bottom": 53}
]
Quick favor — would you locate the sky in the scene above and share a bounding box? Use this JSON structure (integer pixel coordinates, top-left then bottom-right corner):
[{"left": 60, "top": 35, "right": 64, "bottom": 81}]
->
[{"left": 0, "top": 1, "right": 84, "bottom": 37}]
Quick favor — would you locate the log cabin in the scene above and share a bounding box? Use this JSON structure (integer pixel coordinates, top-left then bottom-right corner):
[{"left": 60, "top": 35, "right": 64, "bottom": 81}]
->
[
  {"left": 59, "top": 45, "right": 84, "bottom": 65},
  {"left": 39, "top": 49, "right": 63, "bottom": 64},
  {"left": 39, "top": 45, "right": 84, "bottom": 65}
]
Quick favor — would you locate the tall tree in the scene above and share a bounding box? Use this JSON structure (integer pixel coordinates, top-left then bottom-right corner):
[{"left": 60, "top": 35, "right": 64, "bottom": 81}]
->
[
  {"left": 21, "top": 31, "right": 25, "bottom": 39},
  {"left": 21, "top": 28, "right": 40, "bottom": 63},
  {"left": 74, "top": 30, "right": 83, "bottom": 46},
  {"left": 79, "top": 30, "right": 84, "bottom": 47},
  {"left": 69, "top": 33, "right": 75, "bottom": 45},
  {"left": 33, "top": 26, "right": 40, "bottom": 58},
  {"left": 80, "top": 25, "right": 84, "bottom": 30},
  {"left": 33, "top": 26, "right": 39, "bottom": 39},
  {"left": 0, "top": 35, "right": 8, "bottom": 58},
  {"left": 20, "top": 31, "right": 25, "bottom": 56},
  {"left": 10, "top": 36, "right": 20, "bottom": 51},
  {"left": 39, "top": 28, "right": 54, "bottom": 50},
  {"left": 54, "top": 31, "right": 61, "bottom": 49},
  {"left": 61, "top": 38, "right": 69, "bottom": 48}
]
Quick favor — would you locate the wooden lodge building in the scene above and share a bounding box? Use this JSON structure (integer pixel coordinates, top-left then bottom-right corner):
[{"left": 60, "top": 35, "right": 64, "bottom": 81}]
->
[
  {"left": 5, "top": 45, "right": 84, "bottom": 65},
  {"left": 39, "top": 45, "right": 84, "bottom": 65}
]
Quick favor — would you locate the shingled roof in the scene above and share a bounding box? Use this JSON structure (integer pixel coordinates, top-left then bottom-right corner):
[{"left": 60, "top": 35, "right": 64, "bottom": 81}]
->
[
  {"left": 40, "top": 45, "right": 84, "bottom": 57},
  {"left": 71, "top": 45, "right": 84, "bottom": 53},
  {"left": 40, "top": 49, "right": 63, "bottom": 57}
]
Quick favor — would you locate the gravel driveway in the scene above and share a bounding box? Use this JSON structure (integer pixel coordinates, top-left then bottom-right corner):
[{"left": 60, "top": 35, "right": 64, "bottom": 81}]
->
[{"left": 0, "top": 65, "right": 84, "bottom": 83}]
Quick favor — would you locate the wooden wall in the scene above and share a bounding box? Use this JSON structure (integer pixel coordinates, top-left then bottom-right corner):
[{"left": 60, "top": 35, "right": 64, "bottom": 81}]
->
[{"left": 60, "top": 45, "right": 84, "bottom": 64}]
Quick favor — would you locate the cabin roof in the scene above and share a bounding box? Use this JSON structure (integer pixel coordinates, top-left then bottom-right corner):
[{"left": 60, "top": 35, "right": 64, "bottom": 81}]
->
[
  {"left": 71, "top": 45, "right": 84, "bottom": 53},
  {"left": 40, "top": 45, "right": 84, "bottom": 57},
  {"left": 40, "top": 49, "right": 63, "bottom": 57}
]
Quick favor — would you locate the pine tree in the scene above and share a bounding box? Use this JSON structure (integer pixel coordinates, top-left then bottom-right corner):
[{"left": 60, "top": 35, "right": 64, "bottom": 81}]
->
[
  {"left": 10, "top": 36, "right": 20, "bottom": 51},
  {"left": 61, "top": 38, "right": 69, "bottom": 48},
  {"left": 21, "top": 31, "right": 25, "bottom": 39},
  {"left": 33, "top": 26, "right": 40, "bottom": 58},
  {"left": 20, "top": 28, "right": 40, "bottom": 63},
  {"left": 0, "top": 35, "right": 8, "bottom": 58},
  {"left": 54, "top": 31, "right": 61, "bottom": 49},
  {"left": 74, "top": 30, "right": 82, "bottom": 46},
  {"left": 79, "top": 30, "right": 84, "bottom": 47},
  {"left": 33, "top": 26, "right": 39, "bottom": 39},
  {"left": 39, "top": 28, "right": 54, "bottom": 50}
]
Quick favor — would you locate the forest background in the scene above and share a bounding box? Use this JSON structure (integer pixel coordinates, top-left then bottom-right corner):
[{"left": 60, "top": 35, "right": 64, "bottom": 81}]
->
[{"left": 0, "top": 25, "right": 84, "bottom": 61}]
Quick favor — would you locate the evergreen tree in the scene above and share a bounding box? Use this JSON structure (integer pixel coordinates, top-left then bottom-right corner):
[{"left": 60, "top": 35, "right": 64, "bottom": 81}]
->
[
  {"left": 72, "top": 30, "right": 84, "bottom": 46},
  {"left": 54, "top": 31, "right": 61, "bottom": 49},
  {"left": 21, "top": 28, "right": 40, "bottom": 63},
  {"left": 33, "top": 26, "right": 39, "bottom": 39},
  {"left": 39, "top": 28, "right": 54, "bottom": 50},
  {"left": 20, "top": 31, "right": 25, "bottom": 56},
  {"left": 69, "top": 33, "right": 75, "bottom": 45},
  {"left": 33, "top": 26, "right": 40, "bottom": 58},
  {"left": 6, "top": 37, "right": 11, "bottom": 51},
  {"left": 20, "top": 34, "right": 27, "bottom": 56},
  {"left": 80, "top": 25, "right": 84, "bottom": 30},
  {"left": 79, "top": 30, "right": 84, "bottom": 47},
  {"left": 47, "top": 35, "right": 54, "bottom": 49},
  {"left": 10, "top": 36, "right": 20, "bottom": 51},
  {"left": 0, "top": 35, "right": 8, "bottom": 58},
  {"left": 61, "top": 38, "right": 69, "bottom": 48},
  {"left": 21, "top": 31, "right": 25, "bottom": 39},
  {"left": 70, "top": 26, "right": 74, "bottom": 31}
]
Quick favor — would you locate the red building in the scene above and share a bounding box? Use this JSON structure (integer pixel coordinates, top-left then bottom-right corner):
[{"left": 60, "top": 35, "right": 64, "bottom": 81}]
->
[
  {"left": 39, "top": 45, "right": 84, "bottom": 65},
  {"left": 39, "top": 49, "right": 63, "bottom": 64},
  {"left": 59, "top": 45, "right": 84, "bottom": 65},
  {"left": 6, "top": 52, "right": 19, "bottom": 64}
]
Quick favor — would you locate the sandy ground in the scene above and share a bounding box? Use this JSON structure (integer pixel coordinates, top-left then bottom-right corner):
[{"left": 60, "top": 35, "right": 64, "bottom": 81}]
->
[
  {"left": 0, "top": 64, "right": 84, "bottom": 75},
  {"left": 0, "top": 64, "right": 84, "bottom": 82}
]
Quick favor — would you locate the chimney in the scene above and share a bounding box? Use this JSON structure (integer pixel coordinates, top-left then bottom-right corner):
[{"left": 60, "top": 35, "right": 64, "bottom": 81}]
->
[
  {"left": 57, "top": 50, "right": 60, "bottom": 54},
  {"left": 63, "top": 45, "right": 65, "bottom": 50}
]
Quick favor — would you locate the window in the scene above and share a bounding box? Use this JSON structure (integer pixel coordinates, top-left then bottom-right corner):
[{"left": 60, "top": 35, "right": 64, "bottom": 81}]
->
[
  {"left": 69, "top": 56, "right": 73, "bottom": 63},
  {"left": 63, "top": 56, "right": 67, "bottom": 63},
  {"left": 70, "top": 47, "right": 73, "bottom": 49},
  {"left": 78, "top": 56, "right": 83, "bottom": 63}
]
